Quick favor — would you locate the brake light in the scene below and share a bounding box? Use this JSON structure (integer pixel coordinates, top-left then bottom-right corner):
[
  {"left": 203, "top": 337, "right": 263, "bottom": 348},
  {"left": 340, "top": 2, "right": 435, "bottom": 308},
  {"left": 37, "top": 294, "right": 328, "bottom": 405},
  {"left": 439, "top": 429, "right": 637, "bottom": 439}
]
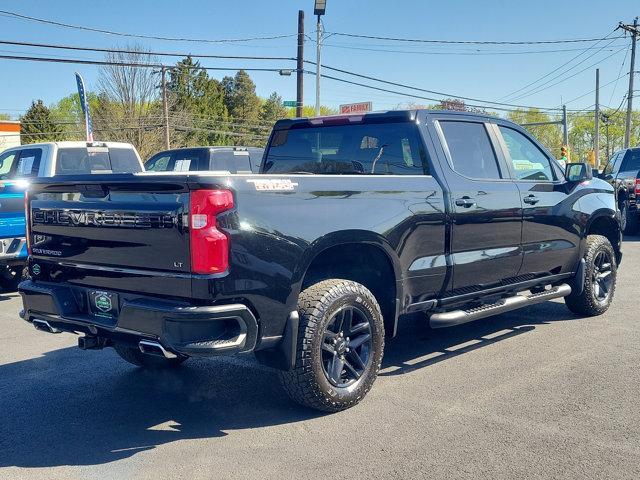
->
[
  {"left": 24, "top": 190, "right": 32, "bottom": 256},
  {"left": 635, "top": 179, "right": 640, "bottom": 196},
  {"left": 189, "top": 189, "right": 234, "bottom": 274}
]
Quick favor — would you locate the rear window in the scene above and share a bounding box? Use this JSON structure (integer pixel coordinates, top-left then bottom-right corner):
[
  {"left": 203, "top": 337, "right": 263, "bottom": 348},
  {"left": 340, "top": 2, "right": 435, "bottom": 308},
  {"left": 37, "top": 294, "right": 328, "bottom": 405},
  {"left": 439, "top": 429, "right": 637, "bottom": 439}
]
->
[
  {"left": 263, "top": 122, "right": 426, "bottom": 175},
  {"left": 55, "top": 147, "right": 141, "bottom": 175},
  {"left": 211, "top": 150, "right": 253, "bottom": 173}
]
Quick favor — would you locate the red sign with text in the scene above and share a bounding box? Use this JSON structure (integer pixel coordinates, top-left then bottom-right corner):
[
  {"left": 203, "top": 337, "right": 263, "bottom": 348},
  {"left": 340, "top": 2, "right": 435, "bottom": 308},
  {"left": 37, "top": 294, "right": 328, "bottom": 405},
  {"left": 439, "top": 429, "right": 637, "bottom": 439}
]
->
[{"left": 339, "top": 102, "right": 372, "bottom": 114}]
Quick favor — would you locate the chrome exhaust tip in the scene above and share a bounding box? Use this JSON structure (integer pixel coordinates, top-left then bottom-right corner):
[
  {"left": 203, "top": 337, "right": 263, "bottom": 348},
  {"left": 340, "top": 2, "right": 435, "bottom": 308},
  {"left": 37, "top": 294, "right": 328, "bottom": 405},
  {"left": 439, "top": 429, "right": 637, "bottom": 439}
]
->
[
  {"left": 138, "top": 340, "right": 177, "bottom": 359},
  {"left": 32, "top": 318, "right": 61, "bottom": 334}
]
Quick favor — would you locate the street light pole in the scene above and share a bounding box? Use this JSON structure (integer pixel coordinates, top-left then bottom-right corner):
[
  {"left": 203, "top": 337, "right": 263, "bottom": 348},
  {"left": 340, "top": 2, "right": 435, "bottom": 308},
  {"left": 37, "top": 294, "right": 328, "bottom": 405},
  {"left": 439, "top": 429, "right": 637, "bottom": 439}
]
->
[
  {"left": 314, "top": 0, "right": 326, "bottom": 116},
  {"left": 315, "top": 15, "right": 322, "bottom": 116}
]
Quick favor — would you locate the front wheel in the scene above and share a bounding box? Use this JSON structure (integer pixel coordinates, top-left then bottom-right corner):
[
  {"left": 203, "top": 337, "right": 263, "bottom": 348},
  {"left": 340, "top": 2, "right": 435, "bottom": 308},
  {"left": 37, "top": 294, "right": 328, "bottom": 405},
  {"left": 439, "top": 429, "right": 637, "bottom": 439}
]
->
[
  {"left": 565, "top": 235, "right": 617, "bottom": 316},
  {"left": 621, "top": 200, "right": 639, "bottom": 235},
  {"left": 279, "top": 279, "right": 385, "bottom": 412}
]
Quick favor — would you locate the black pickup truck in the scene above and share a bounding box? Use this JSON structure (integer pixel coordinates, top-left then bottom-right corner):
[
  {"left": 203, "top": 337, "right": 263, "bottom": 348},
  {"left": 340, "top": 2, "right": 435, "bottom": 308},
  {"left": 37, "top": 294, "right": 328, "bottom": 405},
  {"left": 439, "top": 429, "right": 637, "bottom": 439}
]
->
[
  {"left": 18, "top": 110, "right": 621, "bottom": 412},
  {"left": 600, "top": 147, "right": 640, "bottom": 234}
]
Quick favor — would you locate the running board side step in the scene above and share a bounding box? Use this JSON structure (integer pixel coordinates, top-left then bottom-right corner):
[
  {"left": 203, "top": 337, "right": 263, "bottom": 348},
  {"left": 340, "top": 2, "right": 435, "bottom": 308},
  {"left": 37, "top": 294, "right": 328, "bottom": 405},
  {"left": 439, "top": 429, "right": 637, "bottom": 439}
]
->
[{"left": 429, "top": 283, "right": 572, "bottom": 329}]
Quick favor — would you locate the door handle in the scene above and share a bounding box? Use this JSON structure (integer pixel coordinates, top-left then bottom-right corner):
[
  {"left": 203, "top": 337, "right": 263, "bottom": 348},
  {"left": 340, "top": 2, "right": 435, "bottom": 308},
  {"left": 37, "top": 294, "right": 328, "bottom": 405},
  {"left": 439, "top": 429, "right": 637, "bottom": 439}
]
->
[
  {"left": 523, "top": 195, "right": 539, "bottom": 205},
  {"left": 455, "top": 197, "right": 475, "bottom": 208}
]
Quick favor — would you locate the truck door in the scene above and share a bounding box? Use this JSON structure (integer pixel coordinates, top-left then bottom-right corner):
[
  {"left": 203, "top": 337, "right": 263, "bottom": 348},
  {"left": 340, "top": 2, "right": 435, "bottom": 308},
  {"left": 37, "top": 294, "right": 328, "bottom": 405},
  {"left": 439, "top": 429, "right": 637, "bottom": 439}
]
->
[
  {"left": 493, "top": 124, "right": 580, "bottom": 277},
  {"left": 435, "top": 119, "right": 523, "bottom": 291}
]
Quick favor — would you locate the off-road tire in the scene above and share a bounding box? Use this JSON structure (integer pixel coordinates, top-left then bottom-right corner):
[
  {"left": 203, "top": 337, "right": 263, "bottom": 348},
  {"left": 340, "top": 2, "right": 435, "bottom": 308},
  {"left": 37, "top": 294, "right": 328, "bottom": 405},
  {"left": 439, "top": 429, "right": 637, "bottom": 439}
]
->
[
  {"left": 565, "top": 234, "right": 617, "bottom": 316},
  {"left": 113, "top": 344, "right": 187, "bottom": 369},
  {"left": 279, "top": 279, "right": 385, "bottom": 412},
  {"left": 621, "top": 200, "right": 639, "bottom": 235}
]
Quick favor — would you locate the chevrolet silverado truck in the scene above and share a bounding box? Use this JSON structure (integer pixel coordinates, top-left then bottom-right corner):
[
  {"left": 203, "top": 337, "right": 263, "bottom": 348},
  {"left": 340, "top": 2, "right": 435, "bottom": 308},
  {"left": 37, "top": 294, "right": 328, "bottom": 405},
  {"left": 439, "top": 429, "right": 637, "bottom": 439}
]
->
[
  {"left": 599, "top": 147, "right": 640, "bottom": 234},
  {"left": 18, "top": 110, "right": 621, "bottom": 412},
  {"left": 0, "top": 141, "right": 143, "bottom": 290}
]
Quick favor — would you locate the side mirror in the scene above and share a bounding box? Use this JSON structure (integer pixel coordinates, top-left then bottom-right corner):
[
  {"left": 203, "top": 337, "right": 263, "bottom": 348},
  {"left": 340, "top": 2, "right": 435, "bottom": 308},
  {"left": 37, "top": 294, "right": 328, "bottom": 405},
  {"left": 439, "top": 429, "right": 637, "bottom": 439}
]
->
[
  {"left": 565, "top": 162, "right": 593, "bottom": 182},
  {"left": 591, "top": 168, "right": 601, "bottom": 178}
]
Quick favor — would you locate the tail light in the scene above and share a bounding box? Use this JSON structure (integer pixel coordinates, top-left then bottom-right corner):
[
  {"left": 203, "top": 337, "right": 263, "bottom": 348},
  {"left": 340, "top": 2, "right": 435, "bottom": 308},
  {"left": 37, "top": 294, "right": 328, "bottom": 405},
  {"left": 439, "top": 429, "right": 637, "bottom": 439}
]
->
[
  {"left": 189, "top": 189, "right": 234, "bottom": 274},
  {"left": 635, "top": 179, "right": 640, "bottom": 196},
  {"left": 24, "top": 190, "right": 32, "bottom": 256}
]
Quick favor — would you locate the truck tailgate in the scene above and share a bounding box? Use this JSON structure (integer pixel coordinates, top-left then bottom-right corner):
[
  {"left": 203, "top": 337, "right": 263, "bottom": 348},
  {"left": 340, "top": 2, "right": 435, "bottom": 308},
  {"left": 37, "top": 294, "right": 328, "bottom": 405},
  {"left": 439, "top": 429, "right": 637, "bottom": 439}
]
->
[{"left": 28, "top": 175, "right": 195, "bottom": 296}]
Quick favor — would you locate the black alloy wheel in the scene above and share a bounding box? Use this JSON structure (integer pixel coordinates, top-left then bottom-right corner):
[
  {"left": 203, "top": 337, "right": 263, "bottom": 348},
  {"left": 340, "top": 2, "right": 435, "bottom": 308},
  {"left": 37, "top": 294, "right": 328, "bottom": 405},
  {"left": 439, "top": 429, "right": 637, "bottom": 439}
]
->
[
  {"left": 320, "top": 305, "right": 373, "bottom": 387},
  {"left": 591, "top": 249, "right": 614, "bottom": 304}
]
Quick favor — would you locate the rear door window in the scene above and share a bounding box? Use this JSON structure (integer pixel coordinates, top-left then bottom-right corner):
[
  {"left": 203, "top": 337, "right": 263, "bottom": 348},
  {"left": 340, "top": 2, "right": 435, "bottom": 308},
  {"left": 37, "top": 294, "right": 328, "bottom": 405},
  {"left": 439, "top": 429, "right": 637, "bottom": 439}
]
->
[
  {"left": 55, "top": 147, "right": 141, "bottom": 175},
  {"left": 145, "top": 153, "right": 172, "bottom": 172},
  {"left": 439, "top": 121, "right": 501, "bottom": 179}
]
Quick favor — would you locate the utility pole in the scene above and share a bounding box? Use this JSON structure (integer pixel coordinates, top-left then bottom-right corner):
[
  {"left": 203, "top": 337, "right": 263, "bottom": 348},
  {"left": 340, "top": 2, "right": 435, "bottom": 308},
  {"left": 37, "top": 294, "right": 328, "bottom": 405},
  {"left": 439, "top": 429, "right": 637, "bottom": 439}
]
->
[
  {"left": 161, "top": 66, "right": 170, "bottom": 149},
  {"left": 595, "top": 68, "right": 600, "bottom": 168},
  {"left": 562, "top": 104, "right": 568, "bottom": 147},
  {"left": 620, "top": 18, "right": 638, "bottom": 148},
  {"left": 315, "top": 15, "right": 322, "bottom": 116},
  {"left": 296, "top": 10, "right": 304, "bottom": 118}
]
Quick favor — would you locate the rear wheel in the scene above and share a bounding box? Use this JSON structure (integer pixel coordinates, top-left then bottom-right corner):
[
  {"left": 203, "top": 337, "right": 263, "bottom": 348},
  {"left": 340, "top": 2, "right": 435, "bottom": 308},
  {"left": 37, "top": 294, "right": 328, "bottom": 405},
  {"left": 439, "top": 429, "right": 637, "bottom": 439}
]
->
[
  {"left": 279, "top": 279, "right": 385, "bottom": 412},
  {"left": 113, "top": 344, "right": 187, "bottom": 369},
  {"left": 565, "top": 235, "right": 617, "bottom": 316}
]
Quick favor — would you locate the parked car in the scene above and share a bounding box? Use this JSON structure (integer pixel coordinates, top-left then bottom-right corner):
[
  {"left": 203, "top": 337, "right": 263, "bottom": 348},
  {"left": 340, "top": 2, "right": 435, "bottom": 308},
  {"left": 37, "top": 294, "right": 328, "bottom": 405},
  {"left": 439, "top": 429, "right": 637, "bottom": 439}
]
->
[
  {"left": 145, "top": 146, "right": 264, "bottom": 174},
  {"left": 0, "top": 141, "right": 143, "bottom": 290},
  {"left": 599, "top": 147, "right": 640, "bottom": 234},
  {"left": 19, "top": 110, "right": 621, "bottom": 412}
]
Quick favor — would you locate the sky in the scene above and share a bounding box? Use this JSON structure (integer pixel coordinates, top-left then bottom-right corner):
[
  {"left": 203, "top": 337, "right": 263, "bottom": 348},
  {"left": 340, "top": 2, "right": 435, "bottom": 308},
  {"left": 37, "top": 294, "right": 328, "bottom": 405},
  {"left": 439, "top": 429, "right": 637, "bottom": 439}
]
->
[{"left": 0, "top": 0, "right": 638, "bottom": 119}]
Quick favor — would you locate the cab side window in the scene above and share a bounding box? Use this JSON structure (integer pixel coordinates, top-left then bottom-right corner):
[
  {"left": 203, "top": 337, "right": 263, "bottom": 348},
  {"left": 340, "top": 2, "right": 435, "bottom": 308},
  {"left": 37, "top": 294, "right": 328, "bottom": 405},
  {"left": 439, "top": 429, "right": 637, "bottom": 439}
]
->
[
  {"left": 439, "top": 121, "right": 501, "bottom": 179},
  {"left": 498, "top": 126, "right": 554, "bottom": 181}
]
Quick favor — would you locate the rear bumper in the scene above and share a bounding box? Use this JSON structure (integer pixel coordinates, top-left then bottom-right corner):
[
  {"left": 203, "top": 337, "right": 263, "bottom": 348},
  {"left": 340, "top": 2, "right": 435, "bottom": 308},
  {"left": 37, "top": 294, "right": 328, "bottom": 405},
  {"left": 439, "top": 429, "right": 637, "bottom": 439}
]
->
[{"left": 18, "top": 280, "right": 259, "bottom": 357}]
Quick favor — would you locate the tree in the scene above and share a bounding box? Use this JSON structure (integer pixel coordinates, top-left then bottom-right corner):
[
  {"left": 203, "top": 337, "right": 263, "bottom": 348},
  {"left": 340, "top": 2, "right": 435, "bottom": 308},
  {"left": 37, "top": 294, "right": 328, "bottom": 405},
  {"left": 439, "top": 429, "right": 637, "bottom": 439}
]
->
[
  {"left": 284, "top": 105, "right": 338, "bottom": 118},
  {"left": 260, "top": 92, "right": 287, "bottom": 125},
  {"left": 222, "top": 70, "right": 261, "bottom": 120},
  {"left": 168, "top": 56, "right": 230, "bottom": 146},
  {"left": 20, "top": 100, "right": 63, "bottom": 143},
  {"left": 96, "top": 45, "right": 163, "bottom": 158},
  {"left": 0, "top": 113, "right": 10, "bottom": 121}
]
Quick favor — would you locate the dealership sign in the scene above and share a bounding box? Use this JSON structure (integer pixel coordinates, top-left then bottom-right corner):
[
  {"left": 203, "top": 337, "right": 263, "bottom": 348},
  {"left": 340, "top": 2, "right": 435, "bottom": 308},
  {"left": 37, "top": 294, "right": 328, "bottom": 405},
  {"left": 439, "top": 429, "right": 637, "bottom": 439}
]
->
[{"left": 339, "top": 102, "right": 372, "bottom": 114}]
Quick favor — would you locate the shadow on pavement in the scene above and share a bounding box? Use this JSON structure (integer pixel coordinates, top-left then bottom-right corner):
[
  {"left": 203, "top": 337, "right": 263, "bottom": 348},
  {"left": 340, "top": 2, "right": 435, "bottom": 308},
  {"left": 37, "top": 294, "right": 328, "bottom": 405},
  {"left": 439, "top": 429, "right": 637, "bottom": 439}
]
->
[
  {"left": 0, "top": 300, "right": 579, "bottom": 468},
  {"left": 382, "top": 300, "right": 578, "bottom": 375},
  {"left": 0, "top": 346, "right": 320, "bottom": 468}
]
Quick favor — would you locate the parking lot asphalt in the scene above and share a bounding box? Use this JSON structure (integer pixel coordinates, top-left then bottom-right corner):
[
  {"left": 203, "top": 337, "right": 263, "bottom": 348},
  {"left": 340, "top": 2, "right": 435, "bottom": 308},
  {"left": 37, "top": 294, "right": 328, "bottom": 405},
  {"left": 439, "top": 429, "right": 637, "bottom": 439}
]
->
[{"left": 0, "top": 240, "right": 639, "bottom": 480}]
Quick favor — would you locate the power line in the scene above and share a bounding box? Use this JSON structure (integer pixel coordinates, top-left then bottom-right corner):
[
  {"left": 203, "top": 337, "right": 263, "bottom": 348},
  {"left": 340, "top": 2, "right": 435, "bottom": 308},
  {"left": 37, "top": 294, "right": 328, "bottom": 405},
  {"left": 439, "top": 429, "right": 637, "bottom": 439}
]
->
[
  {"left": 0, "top": 39, "right": 297, "bottom": 62},
  {"left": 315, "top": 71, "right": 529, "bottom": 113},
  {"left": 325, "top": 31, "right": 626, "bottom": 45},
  {"left": 0, "top": 10, "right": 297, "bottom": 44},
  {"left": 508, "top": 44, "right": 629, "bottom": 102},
  {"left": 564, "top": 72, "right": 629, "bottom": 105},
  {"left": 0, "top": 53, "right": 292, "bottom": 72},
  {"left": 316, "top": 42, "right": 629, "bottom": 56},
  {"left": 499, "top": 30, "right": 620, "bottom": 101},
  {"left": 309, "top": 60, "right": 564, "bottom": 111},
  {"left": 609, "top": 47, "right": 630, "bottom": 105}
]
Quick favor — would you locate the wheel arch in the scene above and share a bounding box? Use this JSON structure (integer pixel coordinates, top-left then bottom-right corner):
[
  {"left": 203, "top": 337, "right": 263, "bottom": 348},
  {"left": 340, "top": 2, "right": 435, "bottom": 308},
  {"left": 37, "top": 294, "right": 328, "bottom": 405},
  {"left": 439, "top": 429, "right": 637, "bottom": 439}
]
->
[
  {"left": 585, "top": 210, "right": 622, "bottom": 264},
  {"left": 292, "top": 231, "right": 402, "bottom": 337}
]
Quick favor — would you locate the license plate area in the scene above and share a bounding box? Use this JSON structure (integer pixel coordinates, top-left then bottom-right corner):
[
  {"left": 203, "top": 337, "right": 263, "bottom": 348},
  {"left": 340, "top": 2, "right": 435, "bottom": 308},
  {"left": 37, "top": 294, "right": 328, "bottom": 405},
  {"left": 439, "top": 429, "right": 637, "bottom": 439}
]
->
[{"left": 88, "top": 290, "right": 119, "bottom": 319}]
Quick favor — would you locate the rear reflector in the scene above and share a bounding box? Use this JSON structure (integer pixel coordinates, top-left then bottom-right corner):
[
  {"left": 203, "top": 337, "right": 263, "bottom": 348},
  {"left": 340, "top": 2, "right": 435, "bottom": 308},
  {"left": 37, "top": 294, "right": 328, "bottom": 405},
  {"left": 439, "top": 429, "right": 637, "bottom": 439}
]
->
[
  {"left": 24, "top": 190, "right": 32, "bottom": 256},
  {"left": 189, "top": 189, "right": 234, "bottom": 274}
]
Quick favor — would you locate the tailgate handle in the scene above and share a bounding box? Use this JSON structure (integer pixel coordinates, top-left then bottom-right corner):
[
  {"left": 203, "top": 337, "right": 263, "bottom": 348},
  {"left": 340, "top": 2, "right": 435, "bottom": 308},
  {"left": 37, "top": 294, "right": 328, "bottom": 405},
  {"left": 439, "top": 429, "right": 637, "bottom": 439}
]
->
[{"left": 82, "top": 185, "right": 109, "bottom": 198}]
